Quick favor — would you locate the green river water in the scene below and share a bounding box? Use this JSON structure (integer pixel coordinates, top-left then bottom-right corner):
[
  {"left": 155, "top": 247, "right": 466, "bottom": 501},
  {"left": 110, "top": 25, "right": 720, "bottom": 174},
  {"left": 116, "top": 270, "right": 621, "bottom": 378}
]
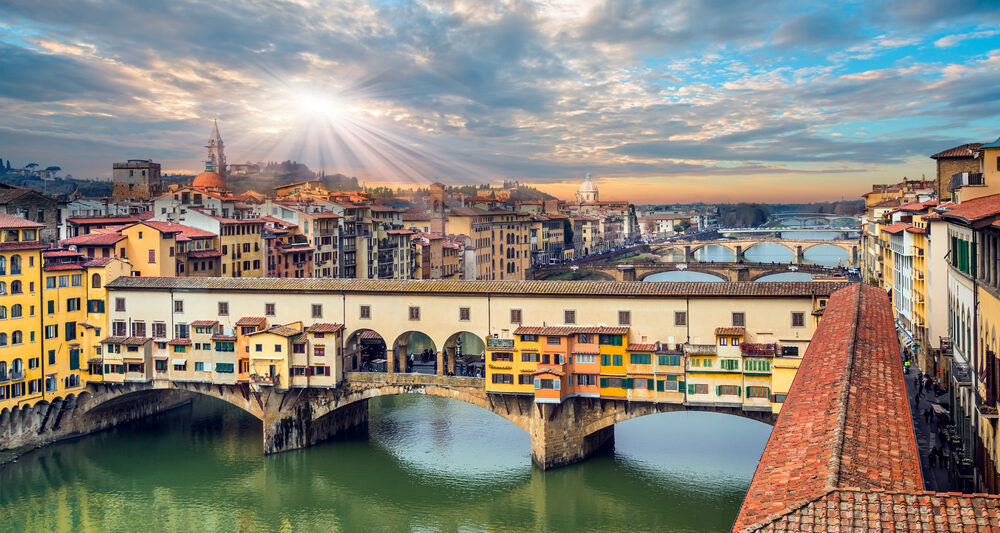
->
[{"left": 0, "top": 395, "right": 770, "bottom": 533}]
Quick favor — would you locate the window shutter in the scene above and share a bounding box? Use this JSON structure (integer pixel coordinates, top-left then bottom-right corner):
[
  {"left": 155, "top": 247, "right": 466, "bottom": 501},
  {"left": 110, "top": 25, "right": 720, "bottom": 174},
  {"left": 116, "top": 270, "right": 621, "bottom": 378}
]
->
[
  {"left": 736, "top": 386, "right": 741, "bottom": 396},
  {"left": 647, "top": 379, "right": 655, "bottom": 390},
  {"left": 624, "top": 377, "right": 633, "bottom": 389},
  {"left": 553, "top": 379, "right": 560, "bottom": 390},
  {"left": 325, "top": 366, "right": 331, "bottom": 376},
  {"left": 600, "top": 377, "right": 608, "bottom": 388},
  {"left": 656, "top": 380, "right": 664, "bottom": 392},
  {"left": 534, "top": 378, "right": 540, "bottom": 389},
  {"left": 716, "top": 385, "right": 721, "bottom": 395},
  {"left": 687, "top": 383, "right": 694, "bottom": 394}
]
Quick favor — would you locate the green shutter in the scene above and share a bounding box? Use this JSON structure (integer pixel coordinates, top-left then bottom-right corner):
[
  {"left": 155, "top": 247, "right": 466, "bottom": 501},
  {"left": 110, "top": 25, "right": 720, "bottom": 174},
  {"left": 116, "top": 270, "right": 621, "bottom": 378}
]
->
[
  {"left": 687, "top": 383, "right": 695, "bottom": 394},
  {"left": 648, "top": 379, "right": 655, "bottom": 390},
  {"left": 746, "top": 387, "right": 751, "bottom": 398},
  {"left": 736, "top": 386, "right": 741, "bottom": 396},
  {"left": 679, "top": 380, "right": 685, "bottom": 391},
  {"left": 656, "top": 380, "right": 665, "bottom": 392},
  {"left": 69, "top": 350, "right": 79, "bottom": 370},
  {"left": 600, "top": 377, "right": 608, "bottom": 388},
  {"left": 716, "top": 385, "right": 721, "bottom": 395},
  {"left": 624, "top": 378, "right": 633, "bottom": 389}
]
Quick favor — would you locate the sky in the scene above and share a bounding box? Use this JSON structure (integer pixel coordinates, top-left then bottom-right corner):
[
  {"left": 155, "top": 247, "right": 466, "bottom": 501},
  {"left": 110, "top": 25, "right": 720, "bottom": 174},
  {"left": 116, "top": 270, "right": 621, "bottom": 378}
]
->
[{"left": 2, "top": 0, "right": 1000, "bottom": 203}]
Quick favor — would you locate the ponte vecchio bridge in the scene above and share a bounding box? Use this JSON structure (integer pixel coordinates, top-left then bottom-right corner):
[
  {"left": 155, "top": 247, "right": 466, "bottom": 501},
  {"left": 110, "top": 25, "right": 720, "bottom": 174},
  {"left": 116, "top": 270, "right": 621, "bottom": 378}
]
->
[{"left": 650, "top": 238, "right": 859, "bottom": 265}]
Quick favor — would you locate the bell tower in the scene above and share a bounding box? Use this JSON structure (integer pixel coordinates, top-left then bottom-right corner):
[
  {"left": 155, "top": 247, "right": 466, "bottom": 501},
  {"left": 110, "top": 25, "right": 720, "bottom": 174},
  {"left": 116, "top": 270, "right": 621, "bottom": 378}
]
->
[{"left": 206, "top": 119, "right": 227, "bottom": 179}]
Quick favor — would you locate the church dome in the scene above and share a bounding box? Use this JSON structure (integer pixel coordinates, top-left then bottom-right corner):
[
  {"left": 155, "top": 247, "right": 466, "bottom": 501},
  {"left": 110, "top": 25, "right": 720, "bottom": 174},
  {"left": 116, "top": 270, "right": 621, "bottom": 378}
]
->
[
  {"left": 579, "top": 173, "right": 597, "bottom": 193},
  {"left": 192, "top": 170, "right": 225, "bottom": 189}
]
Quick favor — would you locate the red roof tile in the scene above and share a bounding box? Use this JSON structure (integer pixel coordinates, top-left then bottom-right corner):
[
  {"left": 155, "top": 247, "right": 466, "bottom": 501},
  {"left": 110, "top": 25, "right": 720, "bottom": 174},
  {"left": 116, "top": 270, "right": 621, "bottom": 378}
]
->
[
  {"left": 939, "top": 193, "right": 1000, "bottom": 225},
  {"left": 512, "top": 326, "right": 629, "bottom": 336},
  {"left": 235, "top": 316, "right": 267, "bottom": 327},
  {"left": 190, "top": 320, "right": 219, "bottom": 327},
  {"left": 734, "top": 284, "right": 924, "bottom": 532},
  {"left": 0, "top": 213, "right": 44, "bottom": 229},
  {"left": 627, "top": 343, "right": 656, "bottom": 352},
  {"left": 61, "top": 232, "right": 126, "bottom": 246},
  {"left": 187, "top": 249, "right": 222, "bottom": 258},
  {"left": 167, "top": 338, "right": 192, "bottom": 346},
  {"left": 715, "top": 327, "right": 745, "bottom": 336},
  {"left": 307, "top": 323, "right": 343, "bottom": 333},
  {"left": 930, "top": 142, "right": 982, "bottom": 159}
]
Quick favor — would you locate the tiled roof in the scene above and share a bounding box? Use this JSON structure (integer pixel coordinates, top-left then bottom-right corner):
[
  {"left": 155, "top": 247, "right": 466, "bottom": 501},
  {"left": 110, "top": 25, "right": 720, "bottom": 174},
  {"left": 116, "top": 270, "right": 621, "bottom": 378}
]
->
[
  {"left": 61, "top": 232, "right": 126, "bottom": 246},
  {"left": 235, "top": 316, "right": 267, "bottom": 327},
  {"left": 930, "top": 142, "right": 982, "bottom": 159},
  {"left": 43, "top": 250, "right": 82, "bottom": 257},
  {"left": 43, "top": 263, "right": 85, "bottom": 271},
  {"left": 187, "top": 249, "right": 222, "bottom": 258},
  {"left": 250, "top": 325, "right": 303, "bottom": 338},
  {"left": 307, "top": 323, "right": 343, "bottom": 333},
  {"left": 211, "top": 334, "right": 236, "bottom": 341},
  {"left": 106, "top": 277, "right": 847, "bottom": 298},
  {"left": 744, "top": 489, "right": 1000, "bottom": 532},
  {"left": 0, "top": 241, "right": 47, "bottom": 251},
  {"left": 734, "top": 284, "right": 925, "bottom": 532},
  {"left": 880, "top": 222, "right": 916, "bottom": 234},
  {"left": 66, "top": 216, "right": 138, "bottom": 225},
  {"left": 939, "top": 193, "right": 1000, "bottom": 225},
  {"left": 512, "top": 326, "right": 630, "bottom": 335},
  {"left": 82, "top": 257, "right": 115, "bottom": 267},
  {"left": 627, "top": 343, "right": 656, "bottom": 352},
  {"left": 715, "top": 327, "right": 745, "bottom": 336},
  {"left": 167, "top": 338, "right": 192, "bottom": 345},
  {"left": 532, "top": 368, "right": 566, "bottom": 376},
  {"left": 190, "top": 320, "right": 218, "bottom": 327},
  {"left": 101, "top": 336, "right": 152, "bottom": 345},
  {"left": 0, "top": 213, "right": 44, "bottom": 229},
  {"left": 359, "top": 330, "right": 383, "bottom": 340},
  {"left": 740, "top": 343, "right": 778, "bottom": 356}
]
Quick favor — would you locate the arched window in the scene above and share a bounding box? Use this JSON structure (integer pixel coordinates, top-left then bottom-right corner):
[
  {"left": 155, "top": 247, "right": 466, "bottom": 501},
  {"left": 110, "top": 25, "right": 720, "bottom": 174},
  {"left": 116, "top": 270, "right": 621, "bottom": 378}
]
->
[
  {"left": 10, "top": 255, "right": 21, "bottom": 274},
  {"left": 0, "top": 333, "right": 7, "bottom": 346},
  {"left": 0, "top": 306, "right": 6, "bottom": 319},
  {"left": 0, "top": 282, "right": 6, "bottom": 295},
  {"left": 0, "top": 255, "right": 6, "bottom": 275},
  {"left": 11, "top": 280, "right": 21, "bottom": 294},
  {"left": 92, "top": 273, "right": 102, "bottom": 289},
  {"left": 12, "top": 330, "right": 22, "bottom": 344},
  {"left": 12, "top": 358, "right": 22, "bottom": 373},
  {"left": 11, "top": 304, "right": 22, "bottom": 318},
  {"left": 0, "top": 361, "right": 6, "bottom": 380}
]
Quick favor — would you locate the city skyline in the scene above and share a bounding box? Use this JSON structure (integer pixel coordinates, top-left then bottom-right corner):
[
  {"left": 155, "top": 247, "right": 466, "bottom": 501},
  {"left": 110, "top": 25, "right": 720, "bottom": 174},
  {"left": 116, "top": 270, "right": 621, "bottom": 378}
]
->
[{"left": 1, "top": 0, "right": 999, "bottom": 202}]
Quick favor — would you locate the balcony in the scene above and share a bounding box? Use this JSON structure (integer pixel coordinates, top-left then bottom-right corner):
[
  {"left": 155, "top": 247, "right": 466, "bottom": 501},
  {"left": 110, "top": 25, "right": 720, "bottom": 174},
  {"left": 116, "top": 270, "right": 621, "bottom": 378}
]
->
[
  {"left": 486, "top": 337, "right": 514, "bottom": 348},
  {"left": 949, "top": 172, "right": 985, "bottom": 191},
  {"left": 250, "top": 373, "right": 279, "bottom": 386},
  {"left": 9, "top": 370, "right": 24, "bottom": 381},
  {"left": 684, "top": 344, "right": 716, "bottom": 356}
]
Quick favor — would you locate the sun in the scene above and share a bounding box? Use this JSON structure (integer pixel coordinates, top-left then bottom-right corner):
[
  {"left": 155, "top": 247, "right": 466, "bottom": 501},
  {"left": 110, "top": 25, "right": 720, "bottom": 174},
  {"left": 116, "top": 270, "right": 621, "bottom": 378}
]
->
[{"left": 291, "top": 89, "right": 347, "bottom": 121}]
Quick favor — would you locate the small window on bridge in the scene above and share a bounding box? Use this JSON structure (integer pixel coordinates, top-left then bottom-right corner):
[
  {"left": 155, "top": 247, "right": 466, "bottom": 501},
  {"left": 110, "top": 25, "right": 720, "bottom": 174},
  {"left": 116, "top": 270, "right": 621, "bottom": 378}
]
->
[
  {"left": 459, "top": 307, "right": 470, "bottom": 321},
  {"left": 792, "top": 312, "right": 805, "bottom": 327},
  {"left": 510, "top": 309, "right": 522, "bottom": 323},
  {"left": 618, "top": 311, "right": 630, "bottom": 325},
  {"left": 360, "top": 305, "right": 371, "bottom": 319},
  {"left": 674, "top": 311, "right": 686, "bottom": 326},
  {"left": 732, "top": 312, "right": 745, "bottom": 327},
  {"left": 564, "top": 310, "right": 576, "bottom": 324},
  {"left": 409, "top": 306, "right": 420, "bottom": 320}
]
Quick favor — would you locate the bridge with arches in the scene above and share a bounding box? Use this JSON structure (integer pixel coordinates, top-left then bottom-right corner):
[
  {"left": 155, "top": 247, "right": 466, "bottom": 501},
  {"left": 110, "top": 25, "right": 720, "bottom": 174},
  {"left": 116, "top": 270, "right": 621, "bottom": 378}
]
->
[
  {"left": 531, "top": 261, "right": 838, "bottom": 282},
  {"left": 1, "top": 370, "right": 775, "bottom": 470},
  {"left": 649, "top": 238, "right": 859, "bottom": 265}
]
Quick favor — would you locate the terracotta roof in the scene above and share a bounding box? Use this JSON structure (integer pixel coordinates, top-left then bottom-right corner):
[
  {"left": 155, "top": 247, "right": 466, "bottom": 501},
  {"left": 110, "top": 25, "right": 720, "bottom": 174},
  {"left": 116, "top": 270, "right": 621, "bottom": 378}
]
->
[
  {"left": 869, "top": 198, "right": 903, "bottom": 208},
  {"left": 250, "top": 325, "right": 302, "bottom": 338},
  {"left": 307, "top": 323, "right": 343, "bottom": 334},
  {"left": 82, "top": 257, "right": 115, "bottom": 267},
  {"left": 359, "top": 330, "right": 383, "bottom": 340},
  {"left": 106, "top": 277, "right": 847, "bottom": 298},
  {"left": 532, "top": 368, "right": 566, "bottom": 376},
  {"left": 61, "top": 232, "right": 126, "bottom": 246},
  {"left": 939, "top": 193, "right": 1000, "bottom": 226},
  {"left": 627, "top": 343, "right": 657, "bottom": 352},
  {"left": 930, "top": 142, "right": 982, "bottom": 159},
  {"left": 880, "top": 222, "right": 916, "bottom": 234},
  {"left": 734, "top": 284, "right": 925, "bottom": 532},
  {"left": 190, "top": 320, "right": 219, "bottom": 327},
  {"left": 187, "top": 249, "right": 222, "bottom": 258},
  {"left": 897, "top": 200, "right": 937, "bottom": 212},
  {"left": 0, "top": 213, "right": 44, "bottom": 229},
  {"left": 512, "top": 326, "right": 630, "bottom": 336},
  {"left": 211, "top": 334, "right": 236, "bottom": 341},
  {"left": 43, "top": 263, "right": 85, "bottom": 271},
  {"left": 167, "top": 338, "right": 192, "bottom": 346},
  {"left": 101, "top": 336, "right": 152, "bottom": 345},
  {"left": 572, "top": 350, "right": 601, "bottom": 356},
  {"left": 0, "top": 241, "right": 47, "bottom": 251},
  {"left": 715, "top": 327, "right": 745, "bottom": 336},
  {"left": 43, "top": 250, "right": 82, "bottom": 257},
  {"left": 235, "top": 316, "right": 267, "bottom": 327},
  {"left": 66, "top": 216, "right": 138, "bottom": 225}
]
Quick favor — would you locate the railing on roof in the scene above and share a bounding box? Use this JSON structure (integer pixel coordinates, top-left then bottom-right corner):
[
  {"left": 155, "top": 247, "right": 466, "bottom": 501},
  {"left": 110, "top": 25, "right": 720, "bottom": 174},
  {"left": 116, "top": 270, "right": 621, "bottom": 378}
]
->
[
  {"left": 741, "top": 343, "right": 778, "bottom": 356},
  {"left": 684, "top": 344, "right": 716, "bottom": 356},
  {"left": 486, "top": 338, "right": 514, "bottom": 348}
]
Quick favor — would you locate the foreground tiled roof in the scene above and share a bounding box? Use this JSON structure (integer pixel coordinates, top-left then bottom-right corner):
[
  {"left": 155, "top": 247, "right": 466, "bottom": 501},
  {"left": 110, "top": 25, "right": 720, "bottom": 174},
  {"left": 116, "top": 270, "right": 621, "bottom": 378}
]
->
[
  {"left": 627, "top": 343, "right": 656, "bottom": 352},
  {"left": 106, "top": 277, "right": 846, "bottom": 298},
  {"left": 61, "top": 231, "right": 126, "bottom": 246},
  {"left": 307, "top": 323, "right": 343, "bottom": 333},
  {"left": 733, "top": 284, "right": 939, "bottom": 532},
  {"left": 235, "top": 316, "right": 266, "bottom": 327},
  {"left": 939, "top": 193, "right": 1000, "bottom": 225},
  {"left": 715, "top": 327, "right": 745, "bottom": 336},
  {"left": 0, "top": 213, "right": 44, "bottom": 229},
  {"left": 190, "top": 320, "right": 218, "bottom": 327}
]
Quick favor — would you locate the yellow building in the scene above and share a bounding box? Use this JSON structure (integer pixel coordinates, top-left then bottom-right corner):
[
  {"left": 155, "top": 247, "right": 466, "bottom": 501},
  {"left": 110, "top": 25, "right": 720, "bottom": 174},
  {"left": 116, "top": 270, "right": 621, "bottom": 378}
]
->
[
  {"left": 246, "top": 322, "right": 304, "bottom": 390},
  {"left": 121, "top": 222, "right": 181, "bottom": 276},
  {"left": 0, "top": 214, "right": 45, "bottom": 412}
]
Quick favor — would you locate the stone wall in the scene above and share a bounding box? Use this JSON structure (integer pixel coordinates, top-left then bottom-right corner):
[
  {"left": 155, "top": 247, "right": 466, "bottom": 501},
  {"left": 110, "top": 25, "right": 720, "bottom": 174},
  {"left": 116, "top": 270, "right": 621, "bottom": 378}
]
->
[{"left": 937, "top": 158, "right": 980, "bottom": 200}]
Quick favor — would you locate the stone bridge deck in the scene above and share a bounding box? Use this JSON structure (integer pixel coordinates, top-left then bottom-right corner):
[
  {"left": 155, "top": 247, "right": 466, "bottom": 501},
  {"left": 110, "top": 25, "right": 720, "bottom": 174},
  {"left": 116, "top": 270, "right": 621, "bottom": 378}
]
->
[{"left": 532, "top": 261, "right": 837, "bottom": 282}]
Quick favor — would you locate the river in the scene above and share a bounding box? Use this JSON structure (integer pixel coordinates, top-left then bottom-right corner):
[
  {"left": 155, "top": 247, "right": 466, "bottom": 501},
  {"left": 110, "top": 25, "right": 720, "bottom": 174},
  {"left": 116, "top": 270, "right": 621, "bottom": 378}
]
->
[{"left": 0, "top": 395, "right": 771, "bottom": 532}]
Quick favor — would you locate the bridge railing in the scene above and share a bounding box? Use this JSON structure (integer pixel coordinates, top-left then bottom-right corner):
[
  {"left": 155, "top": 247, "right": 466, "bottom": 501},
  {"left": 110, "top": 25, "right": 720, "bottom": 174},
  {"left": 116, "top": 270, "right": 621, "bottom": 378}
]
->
[{"left": 345, "top": 372, "right": 484, "bottom": 388}]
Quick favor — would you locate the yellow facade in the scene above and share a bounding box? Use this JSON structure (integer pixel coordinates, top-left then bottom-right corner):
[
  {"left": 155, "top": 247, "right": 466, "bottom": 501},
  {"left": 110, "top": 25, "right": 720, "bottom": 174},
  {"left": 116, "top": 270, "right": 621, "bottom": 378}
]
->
[
  {"left": 220, "top": 220, "right": 264, "bottom": 278},
  {"left": 598, "top": 335, "right": 628, "bottom": 399},
  {"left": 0, "top": 217, "right": 45, "bottom": 412},
  {"left": 121, "top": 223, "right": 178, "bottom": 276},
  {"left": 485, "top": 334, "right": 538, "bottom": 395}
]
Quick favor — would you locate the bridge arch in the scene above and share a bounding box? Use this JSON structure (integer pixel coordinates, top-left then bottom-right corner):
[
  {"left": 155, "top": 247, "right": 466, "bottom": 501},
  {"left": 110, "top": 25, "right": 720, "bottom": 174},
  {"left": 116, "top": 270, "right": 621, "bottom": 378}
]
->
[
  {"left": 575, "top": 400, "right": 776, "bottom": 440},
  {"left": 393, "top": 330, "right": 437, "bottom": 374},
  {"left": 80, "top": 382, "right": 266, "bottom": 420},
  {"left": 345, "top": 328, "right": 389, "bottom": 373},
  {"left": 637, "top": 268, "right": 728, "bottom": 282},
  {"left": 442, "top": 331, "right": 486, "bottom": 377}
]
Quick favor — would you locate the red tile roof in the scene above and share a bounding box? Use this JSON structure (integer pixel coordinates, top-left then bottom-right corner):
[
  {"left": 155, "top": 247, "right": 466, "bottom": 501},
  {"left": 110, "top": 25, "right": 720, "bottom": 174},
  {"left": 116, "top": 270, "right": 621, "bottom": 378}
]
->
[
  {"left": 43, "top": 263, "right": 85, "bottom": 271},
  {"left": 715, "top": 327, "right": 745, "bottom": 336},
  {"left": 627, "top": 343, "right": 656, "bottom": 352},
  {"left": 0, "top": 213, "right": 44, "bottom": 229},
  {"left": 190, "top": 320, "right": 218, "bottom": 327},
  {"left": 187, "top": 249, "right": 222, "bottom": 258},
  {"left": 930, "top": 142, "right": 982, "bottom": 159},
  {"left": 43, "top": 250, "right": 82, "bottom": 257},
  {"left": 211, "top": 334, "right": 236, "bottom": 341},
  {"left": 512, "top": 326, "right": 630, "bottom": 336},
  {"left": 307, "top": 323, "right": 343, "bottom": 333},
  {"left": 235, "top": 316, "right": 267, "bottom": 327},
  {"left": 734, "top": 284, "right": 927, "bottom": 532},
  {"left": 939, "top": 193, "right": 1000, "bottom": 225},
  {"left": 167, "top": 338, "right": 192, "bottom": 346},
  {"left": 870, "top": 198, "right": 903, "bottom": 208},
  {"left": 66, "top": 216, "right": 139, "bottom": 225},
  {"left": 0, "top": 241, "right": 47, "bottom": 251},
  {"left": 61, "top": 232, "right": 126, "bottom": 246}
]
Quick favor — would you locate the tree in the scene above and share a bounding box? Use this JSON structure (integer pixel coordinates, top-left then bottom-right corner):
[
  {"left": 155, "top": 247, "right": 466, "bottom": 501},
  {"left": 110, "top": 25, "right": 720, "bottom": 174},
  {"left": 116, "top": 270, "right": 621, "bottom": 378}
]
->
[
  {"left": 25, "top": 163, "right": 38, "bottom": 169},
  {"left": 45, "top": 166, "right": 61, "bottom": 173}
]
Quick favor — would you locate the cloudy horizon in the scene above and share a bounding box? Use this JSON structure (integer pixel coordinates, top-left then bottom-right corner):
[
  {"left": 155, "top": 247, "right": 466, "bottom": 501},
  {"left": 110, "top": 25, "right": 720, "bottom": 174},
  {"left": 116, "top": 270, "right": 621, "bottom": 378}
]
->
[{"left": 2, "top": 0, "right": 999, "bottom": 202}]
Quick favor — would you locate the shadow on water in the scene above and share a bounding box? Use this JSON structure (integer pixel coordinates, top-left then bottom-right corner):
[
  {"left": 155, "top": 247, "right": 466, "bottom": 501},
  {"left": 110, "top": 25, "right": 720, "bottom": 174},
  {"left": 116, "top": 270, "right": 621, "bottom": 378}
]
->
[{"left": 0, "top": 395, "right": 770, "bottom": 533}]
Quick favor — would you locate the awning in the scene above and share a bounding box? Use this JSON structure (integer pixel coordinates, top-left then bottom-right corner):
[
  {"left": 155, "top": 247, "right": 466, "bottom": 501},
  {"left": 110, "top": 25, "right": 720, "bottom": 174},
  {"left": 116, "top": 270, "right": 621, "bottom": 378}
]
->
[
  {"left": 153, "top": 356, "right": 169, "bottom": 360},
  {"left": 171, "top": 358, "right": 187, "bottom": 366},
  {"left": 932, "top": 403, "right": 949, "bottom": 416}
]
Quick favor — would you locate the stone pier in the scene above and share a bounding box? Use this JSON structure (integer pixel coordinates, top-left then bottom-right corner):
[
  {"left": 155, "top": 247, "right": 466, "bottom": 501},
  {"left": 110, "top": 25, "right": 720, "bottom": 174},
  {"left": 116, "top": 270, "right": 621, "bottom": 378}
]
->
[{"left": 263, "top": 398, "right": 368, "bottom": 454}]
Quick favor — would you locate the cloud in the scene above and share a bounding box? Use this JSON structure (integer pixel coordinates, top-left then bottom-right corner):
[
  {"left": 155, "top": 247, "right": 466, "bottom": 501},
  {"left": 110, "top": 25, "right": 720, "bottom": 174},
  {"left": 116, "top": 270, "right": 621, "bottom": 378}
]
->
[
  {"left": 934, "top": 30, "right": 1000, "bottom": 48},
  {"left": 773, "top": 13, "right": 863, "bottom": 47}
]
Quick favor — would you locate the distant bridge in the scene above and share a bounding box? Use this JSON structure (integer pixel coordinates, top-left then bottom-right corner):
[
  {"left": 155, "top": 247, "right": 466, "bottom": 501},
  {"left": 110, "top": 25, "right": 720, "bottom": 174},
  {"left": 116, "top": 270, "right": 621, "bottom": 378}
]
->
[
  {"left": 530, "top": 261, "right": 837, "bottom": 282},
  {"left": 650, "top": 238, "right": 859, "bottom": 264},
  {"left": 718, "top": 228, "right": 860, "bottom": 238}
]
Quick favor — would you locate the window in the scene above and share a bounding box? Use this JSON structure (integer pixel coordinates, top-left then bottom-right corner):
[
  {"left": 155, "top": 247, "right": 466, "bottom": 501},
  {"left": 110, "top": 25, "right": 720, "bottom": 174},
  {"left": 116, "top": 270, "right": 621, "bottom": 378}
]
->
[
  {"left": 175, "top": 323, "right": 189, "bottom": 339},
  {"left": 719, "top": 337, "right": 728, "bottom": 346},
  {"left": 67, "top": 298, "right": 80, "bottom": 312},
  {"left": 219, "top": 302, "right": 229, "bottom": 316},
  {"left": 409, "top": 306, "right": 420, "bottom": 320},
  {"left": 115, "top": 297, "right": 126, "bottom": 312},
  {"left": 577, "top": 334, "right": 593, "bottom": 343},
  {"left": 546, "top": 336, "right": 561, "bottom": 345},
  {"left": 44, "top": 324, "right": 57, "bottom": 339},
  {"left": 746, "top": 359, "right": 771, "bottom": 372},
  {"left": 312, "top": 304, "right": 323, "bottom": 319},
  {"left": 613, "top": 354, "right": 622, "bottom": 366},
  {"left": 112, "top": 320, "right": 127, "bottom": 337},
  {"left": 658, "top": 354, "right": 681, "bottom": 366},
  {"left": 265, "top": 303, "right": 276, "bottom": 316},
  {"left": 46, "top": 276, "right": 56, "bottom": 289},
  {"left": 293, "top": 343, "right": 305, "bottom": 354},
  {"left": 781, "top": 345, "right": 799, "bottom": 356},
  {"left": 747, "top": 386, "right": 770, "bottom": 398},
  {"left": 772, "top": 393, "right": 787, "bottom": 403},
  {"left": 194, "top": 362, "right": 205, "bottom": 372},
  {"left": 518, "top": 374, "right": 533, "bottom": 385},
  {"left": 153, "top": 322, "right": 166, "bottom": 338},
  {"left": 131, "top": 321, "right": 146, "bottom": 337},
  {"left": 599, "top": 334, "right": 623, "bottom": 346},
  {"left": 520, "top": 334, "right": 537, "bottom": 342},
  {"left": 459, "top": 307, "right": 470, "bottom": 321},
  {"left": 630, "top": 353, "right": 651, "bottom": 365},
  {"left": 688, "top": 383, "right": 709, "bottom": 395},
  {"left": 92, "top": 273, "right": 101, "bottom": 288},
  {"left": 10, "top": 304, "right": 20, "bottom": 318},
  {"left": 618, "top": 310, "right": 630, "bottom": 325},
  {"left": 510, "top": 309, "right": 522, "bottom": 323},
  {"left": 721, "top": 359, "right": 739, "bottom": 371},
  {"left": 791, "top": 312, "right": 805, "bottom": 327},
  {"left": 564, "top": 310, "right": 576, "bottom": 324},
  {"left": 71, "top": 274, "right": 81, "bottom": 286},
  {"left": 314, "top": 346, "right": 325, "bottom": 357},
  {"left": 148, "top": 249, "right": 156, "bottom": 264},
  {"left": 521, "top": 352, "right": 540, "bottom": 362},
  {"left": 718, "top": 385, "right": 740, "bottom": 396},
  {"left": 491, "top": 352, "right": 513, "bottom": 362},
  {"left": 491, "top": 373, "right": 514, "bottom": 384},
  {"left": 174, "top": 300, "right": 184, "bottom": 313},
  {"left": 732, "top": 312, "right": 745, "bottom": 327},
  {"left": 215, "top": 363, "right": 235, "bottom": 373},
  {"left": 65, "top": 322, "right": 77, "bottom": 341},
  {"left": 360, "top": 305, "right": 371, "bottom": 319},
  {"left": 255, "top": 344, "right": 263, "bottom": 352}
]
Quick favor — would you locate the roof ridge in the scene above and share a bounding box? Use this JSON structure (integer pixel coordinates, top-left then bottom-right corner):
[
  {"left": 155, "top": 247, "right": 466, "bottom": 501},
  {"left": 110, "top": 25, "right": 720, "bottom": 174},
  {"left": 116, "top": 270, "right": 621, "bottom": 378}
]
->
[
  {"left": 736, "top": 488, "right": 838, "bottom": 533},
  {"left": 826, "top": 283, "right": 862, "bottom": 490}
]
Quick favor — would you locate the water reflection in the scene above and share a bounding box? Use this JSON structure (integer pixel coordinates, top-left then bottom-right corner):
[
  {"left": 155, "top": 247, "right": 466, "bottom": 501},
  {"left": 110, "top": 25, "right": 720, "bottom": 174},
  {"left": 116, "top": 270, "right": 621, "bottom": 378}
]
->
[
  {"left": 644, "top": 271, "right": 726, "bottom": 282},
  {"left": 0, "top": 395, "right": 768, "bottom": 533}
]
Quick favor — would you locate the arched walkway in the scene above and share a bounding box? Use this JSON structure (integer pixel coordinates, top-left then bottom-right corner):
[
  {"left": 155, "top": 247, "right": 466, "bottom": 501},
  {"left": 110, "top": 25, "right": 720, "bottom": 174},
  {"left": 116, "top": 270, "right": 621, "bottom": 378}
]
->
[
  {"left": 345, "top": 328, "right": 388, "bottom": 373},
  {"left": 393, "top": 331, "right": 436, "bottom": 374},
  {"left": 443, "top": 331, "right": 486, "bottom": 377}
]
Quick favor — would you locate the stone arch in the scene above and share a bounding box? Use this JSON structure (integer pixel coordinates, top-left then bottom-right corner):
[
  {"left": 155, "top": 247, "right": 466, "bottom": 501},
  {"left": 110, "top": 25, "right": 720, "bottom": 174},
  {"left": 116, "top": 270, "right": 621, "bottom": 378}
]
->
[
  {"left": 576, "top": 400, "right": 777, "bottom": 440},
  {"left": 442, "top": 331, "right": 486, "bottom": 377},
  {"left": 393, "top": 331, "right": 437, "bottom": 374},
  {"left": 637, "top": 268, "right": 727, "bottom": 282},
  {"left": 80, "top": 382, "right": 265, "bottom": 421},
  {"left": 800, "top": 242, "right": 853, "bottom": 256},
  {"left": 344, "top": 328, "right": 388, "bottom": 373}
]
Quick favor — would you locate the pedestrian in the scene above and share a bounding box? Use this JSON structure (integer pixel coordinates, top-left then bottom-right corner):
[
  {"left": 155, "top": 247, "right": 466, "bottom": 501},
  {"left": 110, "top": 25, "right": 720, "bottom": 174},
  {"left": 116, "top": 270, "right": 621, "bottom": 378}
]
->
[
  {"left": 914, "top": 394, "right": 920, "bottom": 408},
  {"left": 918, "top": 370, "right": 924, "bottom": 382},
  {"left": 924, "top": 408, "right": 932, "bottom": 423},
  {"left": 929, "top": 448, "right": 938, "bottom": 467}
]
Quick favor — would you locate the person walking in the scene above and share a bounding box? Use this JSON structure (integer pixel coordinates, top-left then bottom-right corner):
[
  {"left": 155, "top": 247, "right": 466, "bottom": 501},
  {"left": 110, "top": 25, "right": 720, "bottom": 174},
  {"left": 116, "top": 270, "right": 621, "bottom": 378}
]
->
[
  {"left": 929, "top": 447, "right": 938, "bottom": 468},
  {"left": 924, "top": 408, "right": 932, "bottom": 423}
]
